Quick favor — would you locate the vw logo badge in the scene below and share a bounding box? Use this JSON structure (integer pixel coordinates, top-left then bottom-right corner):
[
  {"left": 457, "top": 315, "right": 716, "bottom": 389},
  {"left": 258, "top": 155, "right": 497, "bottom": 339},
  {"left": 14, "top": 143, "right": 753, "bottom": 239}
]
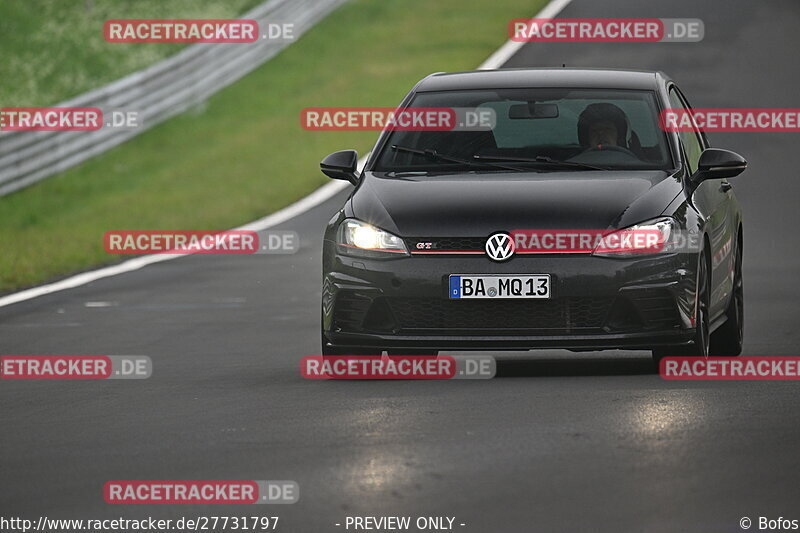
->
[{"left": 485, "top": 232, "right": 515, "bottom": 262}]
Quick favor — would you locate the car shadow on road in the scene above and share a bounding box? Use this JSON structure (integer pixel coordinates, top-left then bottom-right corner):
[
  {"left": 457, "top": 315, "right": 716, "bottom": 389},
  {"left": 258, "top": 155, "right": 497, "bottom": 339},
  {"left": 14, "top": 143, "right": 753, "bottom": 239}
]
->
[{"left": 491, "top": 353, "right": 656, "bottom": 377}]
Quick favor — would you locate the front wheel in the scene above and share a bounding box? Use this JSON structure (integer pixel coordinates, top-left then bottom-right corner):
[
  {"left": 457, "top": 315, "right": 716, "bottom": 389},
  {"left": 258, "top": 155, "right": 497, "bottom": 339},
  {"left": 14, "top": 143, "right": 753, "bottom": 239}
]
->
[{"left": 710, "top": 236, "right": 744, "bottom": 356}]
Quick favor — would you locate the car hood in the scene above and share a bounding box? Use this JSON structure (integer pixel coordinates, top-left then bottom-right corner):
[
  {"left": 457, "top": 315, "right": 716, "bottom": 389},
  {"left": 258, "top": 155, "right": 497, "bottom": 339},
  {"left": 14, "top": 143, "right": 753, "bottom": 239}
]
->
[{"left": 350, "top": 170, "right": 682, "bottom": 237}]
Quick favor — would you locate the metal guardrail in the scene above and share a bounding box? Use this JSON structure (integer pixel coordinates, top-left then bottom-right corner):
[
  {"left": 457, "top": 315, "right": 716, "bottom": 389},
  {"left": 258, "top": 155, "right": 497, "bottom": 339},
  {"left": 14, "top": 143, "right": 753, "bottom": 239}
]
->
[{"left": 0, "top": 0, "right": 347, "bottom": 197}]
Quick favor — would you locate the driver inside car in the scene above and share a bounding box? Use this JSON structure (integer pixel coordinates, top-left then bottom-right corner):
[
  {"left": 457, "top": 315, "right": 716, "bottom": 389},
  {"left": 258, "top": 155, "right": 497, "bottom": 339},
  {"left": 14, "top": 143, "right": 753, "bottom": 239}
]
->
[{"left": 577, "top": 102, "right": 632, "bottom": 152}]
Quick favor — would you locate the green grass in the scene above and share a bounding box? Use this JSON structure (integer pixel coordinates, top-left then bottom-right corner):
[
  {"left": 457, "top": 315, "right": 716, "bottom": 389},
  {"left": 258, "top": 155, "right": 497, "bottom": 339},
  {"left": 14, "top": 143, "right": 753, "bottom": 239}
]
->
[
  {"left": 0, "top": 0, "right": 262, "bottom": 106},
  {"left": 0, "top": 0, "right": 546, "bottom": 292}
]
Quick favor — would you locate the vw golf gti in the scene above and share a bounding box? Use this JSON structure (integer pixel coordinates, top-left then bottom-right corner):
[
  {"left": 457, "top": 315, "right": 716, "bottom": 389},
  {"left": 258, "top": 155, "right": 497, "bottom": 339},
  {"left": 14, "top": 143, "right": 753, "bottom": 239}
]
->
[{"left": 320, "top": 68, "right": 746, "bottom": 363}]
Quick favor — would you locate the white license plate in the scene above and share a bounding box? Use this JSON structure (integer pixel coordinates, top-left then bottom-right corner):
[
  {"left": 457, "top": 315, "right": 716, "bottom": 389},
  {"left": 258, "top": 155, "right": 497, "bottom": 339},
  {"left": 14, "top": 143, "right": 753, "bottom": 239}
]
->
[{"left": 449, "top": 274, "right": 551, "bottom": 299}]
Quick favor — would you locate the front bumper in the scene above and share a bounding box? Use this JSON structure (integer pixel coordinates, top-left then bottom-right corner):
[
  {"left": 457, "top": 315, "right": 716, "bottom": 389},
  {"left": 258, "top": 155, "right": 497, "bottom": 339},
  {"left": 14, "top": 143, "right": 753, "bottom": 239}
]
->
[{"left": 322, "top": 246, "right": 698, "bottom": 352}]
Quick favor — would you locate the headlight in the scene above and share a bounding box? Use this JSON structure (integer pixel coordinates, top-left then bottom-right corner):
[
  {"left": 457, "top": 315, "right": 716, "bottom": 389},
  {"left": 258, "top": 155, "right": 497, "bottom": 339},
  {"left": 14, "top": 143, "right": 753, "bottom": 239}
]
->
[
  {"left": 592, "top": 217, "right": 676, "bottom": 258},
  {"left": 337, "top": 219, "right": 408, "bottom": 258}
]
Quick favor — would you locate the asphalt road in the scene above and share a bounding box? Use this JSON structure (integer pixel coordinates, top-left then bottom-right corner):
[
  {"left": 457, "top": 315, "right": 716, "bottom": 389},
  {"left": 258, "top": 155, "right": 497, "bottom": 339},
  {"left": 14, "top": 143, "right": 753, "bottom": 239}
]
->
[{"left": 2, "top": 1, "right": 800, "bottom": 531}]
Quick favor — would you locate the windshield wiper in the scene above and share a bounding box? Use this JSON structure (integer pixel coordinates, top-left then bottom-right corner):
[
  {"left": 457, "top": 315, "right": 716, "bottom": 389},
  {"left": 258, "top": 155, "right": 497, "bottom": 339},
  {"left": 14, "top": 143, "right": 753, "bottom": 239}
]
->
[
  {"left": 473, "top": 154, "right": 609, "bottom": 171},
  {"left": 390, "top": 145, "right": 530, "bottom": 172}
]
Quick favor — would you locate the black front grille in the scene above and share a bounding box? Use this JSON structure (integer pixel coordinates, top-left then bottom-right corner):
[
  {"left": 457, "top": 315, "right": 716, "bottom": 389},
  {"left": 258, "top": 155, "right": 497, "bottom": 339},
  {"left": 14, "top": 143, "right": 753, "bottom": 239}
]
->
[
  {"left": 386, "top": 297, "right": 612, "bottom": 333},
  {"left": 407, "top": 237, "right": 486, "bottom": 253}
]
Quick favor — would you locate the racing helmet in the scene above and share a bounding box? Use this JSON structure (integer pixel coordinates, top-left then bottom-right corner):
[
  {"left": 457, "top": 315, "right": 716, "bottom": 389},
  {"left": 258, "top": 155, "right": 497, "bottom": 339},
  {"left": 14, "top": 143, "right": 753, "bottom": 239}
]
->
[{"left": 577, "top": 103, "right": 631, "bottom": 148}]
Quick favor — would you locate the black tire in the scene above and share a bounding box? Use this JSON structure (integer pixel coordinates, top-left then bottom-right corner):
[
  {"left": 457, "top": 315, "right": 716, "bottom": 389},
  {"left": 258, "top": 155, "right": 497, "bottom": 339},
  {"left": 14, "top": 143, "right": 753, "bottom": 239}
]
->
[
  {"left": 652, "top": 247, "right": 711, "bottom": 366},
  {"left": 710, "top": 236, "right": 744, "bottom": 356}
]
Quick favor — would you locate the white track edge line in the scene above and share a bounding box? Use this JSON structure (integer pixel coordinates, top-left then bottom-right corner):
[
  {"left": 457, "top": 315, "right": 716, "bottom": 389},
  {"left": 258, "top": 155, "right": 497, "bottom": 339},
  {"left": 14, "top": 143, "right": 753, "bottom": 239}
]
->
[{"left": 0, "top": 179, "right": 350, "bottom": 309}]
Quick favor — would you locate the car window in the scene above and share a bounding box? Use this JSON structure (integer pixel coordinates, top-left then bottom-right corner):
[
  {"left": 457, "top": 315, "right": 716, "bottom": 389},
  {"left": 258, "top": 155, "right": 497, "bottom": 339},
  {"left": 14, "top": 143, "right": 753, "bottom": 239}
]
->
[
  {"left": 668, "top": 87, "right": 704, "bottom": 174},
  {"left": 486, "top": 97, "right": 665, "bottom": 149},
  {"left": 373, "top": 88, "right": 674, "bottom": 174}
]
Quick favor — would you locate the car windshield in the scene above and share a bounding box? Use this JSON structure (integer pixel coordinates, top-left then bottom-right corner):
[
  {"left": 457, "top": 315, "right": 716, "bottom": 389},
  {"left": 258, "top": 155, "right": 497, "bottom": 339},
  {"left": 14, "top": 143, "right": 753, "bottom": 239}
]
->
[{"left": 373, "top": 88, "right": 674, "bottom": 174}]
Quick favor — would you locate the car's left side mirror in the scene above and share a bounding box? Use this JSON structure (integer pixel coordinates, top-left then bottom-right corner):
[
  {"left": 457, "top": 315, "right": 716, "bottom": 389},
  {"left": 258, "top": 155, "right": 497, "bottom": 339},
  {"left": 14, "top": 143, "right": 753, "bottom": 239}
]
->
[
  {"left": 693, "top": 148, "right": 747, "bottom": 182},
  {"left": 320, "top": 149, "right": 359, "bottom": 185}
]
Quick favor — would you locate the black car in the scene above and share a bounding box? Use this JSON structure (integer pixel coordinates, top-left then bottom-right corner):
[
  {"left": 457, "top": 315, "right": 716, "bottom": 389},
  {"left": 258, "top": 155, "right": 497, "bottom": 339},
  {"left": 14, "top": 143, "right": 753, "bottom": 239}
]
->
[{"left": 319, "top": 68, "right": 746, "bottom": 364}]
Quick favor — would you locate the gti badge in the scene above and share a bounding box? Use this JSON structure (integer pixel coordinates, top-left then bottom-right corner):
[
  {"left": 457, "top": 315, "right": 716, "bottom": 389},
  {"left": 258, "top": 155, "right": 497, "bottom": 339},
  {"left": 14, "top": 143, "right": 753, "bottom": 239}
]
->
[{"left": 485, "top": 232, "right": 515, "bottom": 262}]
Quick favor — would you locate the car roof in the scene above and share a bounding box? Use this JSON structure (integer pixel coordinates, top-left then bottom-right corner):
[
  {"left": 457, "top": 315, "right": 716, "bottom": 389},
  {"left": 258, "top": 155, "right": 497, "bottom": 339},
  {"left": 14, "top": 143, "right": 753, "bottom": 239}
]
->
[{"left": 415, "top": 68, "right": 669, "bottom": 92}]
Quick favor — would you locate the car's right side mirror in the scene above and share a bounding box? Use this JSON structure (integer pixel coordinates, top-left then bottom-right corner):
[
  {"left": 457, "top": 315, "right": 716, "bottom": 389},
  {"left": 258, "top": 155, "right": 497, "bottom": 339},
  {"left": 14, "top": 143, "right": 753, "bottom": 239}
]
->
[
  {"left": 320, "top": 149, "right": 359, "bottom": 185},
  {"left": 693, "top": 148, "right": 747, "bottom": 182}
]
